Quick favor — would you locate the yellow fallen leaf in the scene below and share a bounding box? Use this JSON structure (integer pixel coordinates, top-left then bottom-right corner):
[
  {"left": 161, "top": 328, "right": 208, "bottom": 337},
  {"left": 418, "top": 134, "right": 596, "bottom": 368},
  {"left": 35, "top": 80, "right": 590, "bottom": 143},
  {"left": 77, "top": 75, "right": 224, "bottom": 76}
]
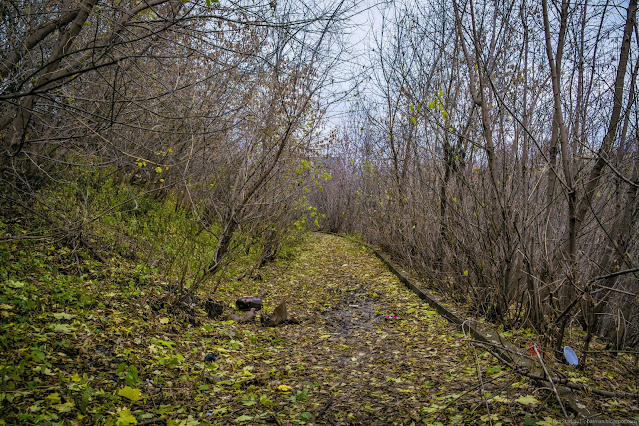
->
[
  {"left": 276, "top": 385, "right": 292, "bottom": 392},
  {"left": 116, "top": 408, "right": 138, "bottom": 425},
  {"left": 53, "top": 401, "right": 75, "bottom": 412},
  {"left": 118, "top": 386, "right": 142, "bottom": 401},
  {"left": 319, "top": 334, "right": 331, "bottom": 339},
  {"left": 515, "top": 395, "right": 539, "bottom": 405},
  {"left": 159, "top": 317, "right": 170, "bottom": 324}
]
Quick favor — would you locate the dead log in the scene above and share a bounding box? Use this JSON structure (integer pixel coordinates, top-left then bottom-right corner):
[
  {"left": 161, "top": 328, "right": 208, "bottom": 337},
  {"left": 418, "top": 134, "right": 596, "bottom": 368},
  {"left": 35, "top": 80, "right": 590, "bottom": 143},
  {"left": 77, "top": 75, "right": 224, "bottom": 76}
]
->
[
  {"left": 236, "top": 290, "right": 268, "bottom": 311},
  {"left": 227, "top": 308, "right": 256, "bottom": 323},
  {"left": 236, "top": 296, "right": 263, "bottom": 311},
  {"left": 261, "top": 301, "right": 300, "bottom": 327}
]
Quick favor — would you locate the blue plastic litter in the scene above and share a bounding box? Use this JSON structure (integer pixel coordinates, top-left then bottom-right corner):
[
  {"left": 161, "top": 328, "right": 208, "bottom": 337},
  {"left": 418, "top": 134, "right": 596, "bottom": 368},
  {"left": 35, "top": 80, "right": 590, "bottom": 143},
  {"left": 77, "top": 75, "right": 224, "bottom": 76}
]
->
[{"left": 563, "top": 346, "right": 578, "bottom": 365}]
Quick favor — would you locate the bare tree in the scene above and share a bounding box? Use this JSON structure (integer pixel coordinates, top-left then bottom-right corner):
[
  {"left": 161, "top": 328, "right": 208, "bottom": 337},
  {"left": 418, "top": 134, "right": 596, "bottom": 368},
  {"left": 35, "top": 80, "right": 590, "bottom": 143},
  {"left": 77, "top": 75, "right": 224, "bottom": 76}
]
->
[
  {"left": 1, "top": 0, "right": 353, "bottom": 292},
  {"left": 315, "top": 0, "right": 639, "bottom": 353}
]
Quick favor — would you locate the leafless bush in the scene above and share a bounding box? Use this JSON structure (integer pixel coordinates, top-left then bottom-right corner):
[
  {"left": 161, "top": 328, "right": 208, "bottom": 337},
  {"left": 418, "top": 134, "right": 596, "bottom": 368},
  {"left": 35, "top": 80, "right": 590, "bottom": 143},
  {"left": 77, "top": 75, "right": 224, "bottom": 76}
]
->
[{"left": 314, "top": 0, "right": 639, "bottom": 354}]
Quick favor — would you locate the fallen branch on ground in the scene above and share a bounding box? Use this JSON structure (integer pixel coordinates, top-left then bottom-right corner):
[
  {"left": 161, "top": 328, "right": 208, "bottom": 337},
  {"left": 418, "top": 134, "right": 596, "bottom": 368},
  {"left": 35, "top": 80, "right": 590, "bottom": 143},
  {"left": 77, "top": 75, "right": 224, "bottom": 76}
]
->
[
  {"left": 227, "top": 308, "right": 257, "bottom": 323},
  {"left": 516, "top": 369, "right": 639, "bottom": 400},
  {"left": 261, "top": 300, "right": 300, "bottom": 327},
  {"left": 465, "top": 338, "right": 638, "bottom": 400}
]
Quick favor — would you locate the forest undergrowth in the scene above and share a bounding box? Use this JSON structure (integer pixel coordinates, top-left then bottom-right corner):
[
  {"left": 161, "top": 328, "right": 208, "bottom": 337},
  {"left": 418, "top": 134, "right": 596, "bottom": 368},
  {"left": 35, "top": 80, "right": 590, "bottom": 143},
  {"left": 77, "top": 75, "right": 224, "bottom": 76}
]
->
[{"left": 2, "top": 195, "right": 638, "bottom": 425}]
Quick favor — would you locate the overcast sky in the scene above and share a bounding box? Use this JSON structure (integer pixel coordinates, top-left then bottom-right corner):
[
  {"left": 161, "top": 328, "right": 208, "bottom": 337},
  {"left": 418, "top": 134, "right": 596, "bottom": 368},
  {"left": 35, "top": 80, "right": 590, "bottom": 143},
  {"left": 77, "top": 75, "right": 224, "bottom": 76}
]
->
[{"left": 321, "top": 0, "right": 392, "bottom": 128}]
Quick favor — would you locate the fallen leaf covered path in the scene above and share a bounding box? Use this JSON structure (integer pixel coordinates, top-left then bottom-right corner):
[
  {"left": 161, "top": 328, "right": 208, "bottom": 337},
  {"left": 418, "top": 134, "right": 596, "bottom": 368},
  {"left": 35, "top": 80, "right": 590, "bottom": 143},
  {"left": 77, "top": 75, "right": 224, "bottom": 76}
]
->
[
  {"left": 205, "top": 233, "right": 562, "bottom": 424},
  {"left": 2, "top": 232, "right": 607, "bottom": 425}
]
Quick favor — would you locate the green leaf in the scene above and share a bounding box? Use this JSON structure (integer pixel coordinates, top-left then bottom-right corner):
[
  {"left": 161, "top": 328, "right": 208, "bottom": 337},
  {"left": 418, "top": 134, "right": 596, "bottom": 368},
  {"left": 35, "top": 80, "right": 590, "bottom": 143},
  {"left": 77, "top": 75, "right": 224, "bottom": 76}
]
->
[
  {"left": 52, "top": 401, "right": 75, "bottom": 413},
  {"left": 515, "top": 395, "right": 539, "bottom": 405},
  {"left": 486, "top": 365, "right": 501, "bottom": 376},
  {"left": 491, "top": 395, "right": 510, "bottom": 403},
  {"left": 125, "top": 365, "right": 139, "bottom": 386},
  {"left": 116, "top": 408, "right": 138, "bottom": 425},
  {"left": 80, "top": 387, "right": 94, "bottom": 412},
  {"left": 259, "top": 394, "right": 275, "bottom": 407},
  {"left": 52, "top": 312, "right": 76, "bottom": 320},
  {"left": 155, "top": 339, "right": 174, "bottom": 347},
  {"left": 6, "top": 279, "right": 25, "bottom": 288},
  {"left": 234, "top": 415, "right": 254, "bottom": 422},
  {"left": 118, "top": 386, "right": 142, "bottom": 402},
  {"left": 50, "top": 323, "right": 76, "bottom": 333},
  {"left": 286, "top": 388, "right": 309, "bottom": 402},
  {"left": 116, "top": 362, "right": 127, "bottom": 374},
  {"left": 46, "top": 393, "right": 62, "bottom": 404},
  {"left": 242, "top": 393, "right": 258, "bottom": 406}
]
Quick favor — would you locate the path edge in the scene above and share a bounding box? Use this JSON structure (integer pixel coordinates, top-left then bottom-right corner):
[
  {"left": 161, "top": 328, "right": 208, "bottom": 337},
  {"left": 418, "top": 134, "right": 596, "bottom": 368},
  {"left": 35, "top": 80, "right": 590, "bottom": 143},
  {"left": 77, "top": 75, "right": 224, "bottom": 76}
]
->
[{"left": 324, "top": 232, "right": 593, "bottom": 419}]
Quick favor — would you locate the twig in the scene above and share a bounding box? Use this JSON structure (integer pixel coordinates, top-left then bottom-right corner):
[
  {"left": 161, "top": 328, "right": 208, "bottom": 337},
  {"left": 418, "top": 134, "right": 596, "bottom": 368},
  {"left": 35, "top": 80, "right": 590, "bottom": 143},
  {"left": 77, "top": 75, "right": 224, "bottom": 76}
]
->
[
  {"left": 316, "top": 395, "right": 334, "bottom": 420},
  {"left": 471, "top": 341, "right": 492, "bottom": 422},
  {"left": 459, "top": 338, "right": 529, "bottom": 369},
  {"left": 591, "top": 267, "right": 639, "bottom": 282},
  {"left": 584, "top": 349, "right": 639, "bottom": 355},
  {"left": 426, "top": 370, "right": 518, "bottom": 423},
  {"left": 532, "top": 344, "right": 568, "bottom": 419},
  {"left": 516, "top": 369, "right": 639, "bottom": 400}
]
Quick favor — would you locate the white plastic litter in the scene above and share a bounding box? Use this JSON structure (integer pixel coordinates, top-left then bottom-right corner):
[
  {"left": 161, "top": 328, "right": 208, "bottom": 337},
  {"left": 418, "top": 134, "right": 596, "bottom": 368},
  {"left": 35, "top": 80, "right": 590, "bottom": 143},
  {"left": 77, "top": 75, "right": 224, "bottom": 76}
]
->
[{"left": 563, "top": 346, "right": 579, "bottom": 365}]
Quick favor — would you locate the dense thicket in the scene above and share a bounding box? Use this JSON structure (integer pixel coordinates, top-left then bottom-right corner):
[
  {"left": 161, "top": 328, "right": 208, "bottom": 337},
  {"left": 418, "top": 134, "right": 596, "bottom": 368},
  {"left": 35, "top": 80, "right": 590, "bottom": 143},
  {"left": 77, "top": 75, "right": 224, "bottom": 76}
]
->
[
  {"left": 314, "top": 0, "right": 639, "bottom": 355},
  {"left": 2, "top": 0, "right": 638, "bottom": 358},
  {"left": 1, "top": 0, "right": 347, "bottom": 287}
]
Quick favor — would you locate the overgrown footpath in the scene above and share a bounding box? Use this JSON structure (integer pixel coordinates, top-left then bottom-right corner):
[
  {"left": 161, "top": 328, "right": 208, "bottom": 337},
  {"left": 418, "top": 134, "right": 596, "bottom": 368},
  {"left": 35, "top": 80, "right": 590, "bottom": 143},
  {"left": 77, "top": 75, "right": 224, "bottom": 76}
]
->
[{"left": 1, "top": 231, "right": 637, "bottom": 424}]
